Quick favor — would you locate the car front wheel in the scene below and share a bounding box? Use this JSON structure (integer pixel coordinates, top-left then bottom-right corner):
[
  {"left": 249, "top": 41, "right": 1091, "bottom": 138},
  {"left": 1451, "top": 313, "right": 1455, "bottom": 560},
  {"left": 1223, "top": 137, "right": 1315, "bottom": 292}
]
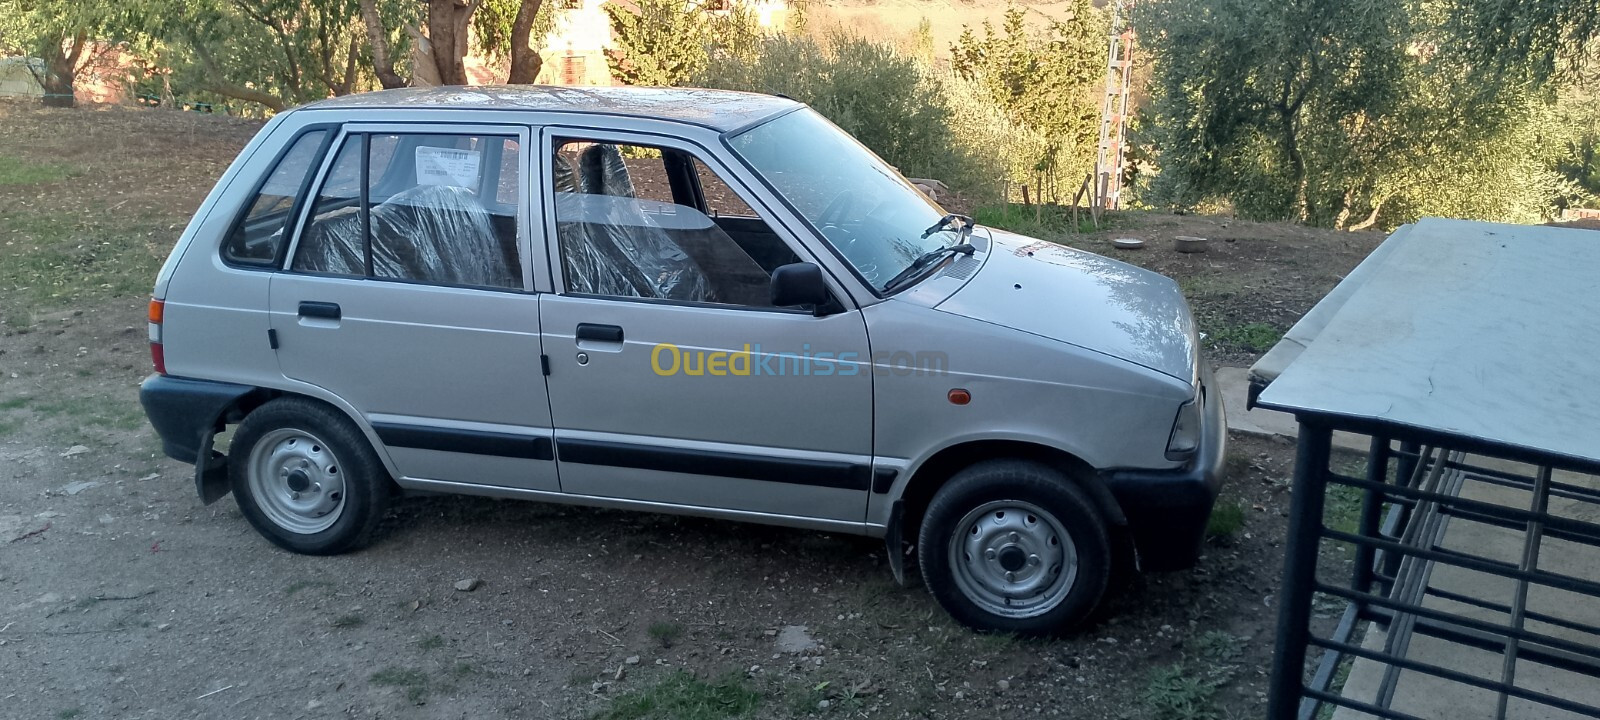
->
[
  {"left": 229, "top": 397, "right": 389, "bottom": 555},
  {"left": 917, "top": 459, "right": 1110, "bottom": 636}
]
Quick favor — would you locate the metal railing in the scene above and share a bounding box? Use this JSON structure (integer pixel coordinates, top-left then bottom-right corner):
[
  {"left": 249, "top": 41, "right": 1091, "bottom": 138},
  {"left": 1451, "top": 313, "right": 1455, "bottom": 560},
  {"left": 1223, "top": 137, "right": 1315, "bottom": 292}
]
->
[{"left": 1269, "top": 418, "right": 1600, "bottom": 719}]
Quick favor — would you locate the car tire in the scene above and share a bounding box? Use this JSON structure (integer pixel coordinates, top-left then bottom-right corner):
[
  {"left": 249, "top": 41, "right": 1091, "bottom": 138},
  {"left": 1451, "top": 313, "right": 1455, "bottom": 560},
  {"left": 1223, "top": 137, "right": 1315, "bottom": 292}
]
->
[
  {"left": 229, "top": 397, "right": 389, "bottom": 555},
  {"left": 917, "top": 459, "right": 1110, "bottom": 636}
]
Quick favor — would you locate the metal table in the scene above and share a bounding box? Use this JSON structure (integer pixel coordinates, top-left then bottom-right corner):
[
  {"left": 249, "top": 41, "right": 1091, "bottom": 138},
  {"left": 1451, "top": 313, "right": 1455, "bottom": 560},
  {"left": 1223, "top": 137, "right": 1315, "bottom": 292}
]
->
[{"left": 1255, "top": 218, "right": 1600, "bottom": 719}]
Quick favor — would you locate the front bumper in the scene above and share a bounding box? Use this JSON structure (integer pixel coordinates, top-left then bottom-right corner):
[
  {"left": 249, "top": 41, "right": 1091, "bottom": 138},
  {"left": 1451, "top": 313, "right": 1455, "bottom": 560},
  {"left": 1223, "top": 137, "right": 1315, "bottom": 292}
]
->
[{"left": 1101, "top": 365, "right": 1228, "bottom": 571}]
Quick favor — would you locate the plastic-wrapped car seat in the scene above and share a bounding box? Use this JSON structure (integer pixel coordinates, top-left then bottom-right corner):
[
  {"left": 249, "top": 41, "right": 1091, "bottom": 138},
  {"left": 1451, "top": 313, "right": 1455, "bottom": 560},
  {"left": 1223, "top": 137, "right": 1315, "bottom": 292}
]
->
[
  {"left": 557, "top": 144, "right": 714, "bottom": 302},
  {"left": 296, "top": 185, "right": 516, "bottom": 289}
]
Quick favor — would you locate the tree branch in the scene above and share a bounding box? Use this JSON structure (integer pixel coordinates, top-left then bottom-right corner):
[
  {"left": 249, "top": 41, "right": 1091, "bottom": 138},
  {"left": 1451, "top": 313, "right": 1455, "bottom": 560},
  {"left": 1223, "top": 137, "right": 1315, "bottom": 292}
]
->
[
  {"left": 189, "top": 40, "right": 287, "bottom": 112},
  {"left": 360, "top": 0, "right": 408, "bottom": 88}
]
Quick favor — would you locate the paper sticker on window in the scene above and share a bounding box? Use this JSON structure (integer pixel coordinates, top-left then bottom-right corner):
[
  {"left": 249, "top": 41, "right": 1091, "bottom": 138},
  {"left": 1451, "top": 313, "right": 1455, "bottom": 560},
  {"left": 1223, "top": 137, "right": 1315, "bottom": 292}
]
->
[{"left": 415, "top": 146, "right": 481, "bottom": 189}]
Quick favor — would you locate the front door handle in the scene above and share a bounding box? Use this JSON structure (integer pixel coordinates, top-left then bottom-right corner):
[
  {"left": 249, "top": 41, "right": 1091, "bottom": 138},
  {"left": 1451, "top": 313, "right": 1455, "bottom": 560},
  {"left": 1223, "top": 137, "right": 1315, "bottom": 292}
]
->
[
  {"left": 298, "top": 301, "right": 341, "bottom": 321},
  {"left": 576, "top": 323, "right": 623, "bottom": 343}
]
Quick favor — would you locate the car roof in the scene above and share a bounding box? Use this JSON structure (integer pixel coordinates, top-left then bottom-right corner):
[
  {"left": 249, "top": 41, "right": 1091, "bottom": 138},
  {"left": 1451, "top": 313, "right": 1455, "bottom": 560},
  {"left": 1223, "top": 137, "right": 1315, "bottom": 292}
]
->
[{"left": 298, "top": 85, "right": 803, "bottom": 132}]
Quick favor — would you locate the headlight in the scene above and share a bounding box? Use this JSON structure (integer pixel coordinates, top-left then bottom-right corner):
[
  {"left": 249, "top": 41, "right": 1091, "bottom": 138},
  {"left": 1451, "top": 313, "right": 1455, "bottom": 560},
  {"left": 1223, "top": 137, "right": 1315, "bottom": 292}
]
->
[{"left": 1166, "top": 396, "right": 1202, "bottom": 460}]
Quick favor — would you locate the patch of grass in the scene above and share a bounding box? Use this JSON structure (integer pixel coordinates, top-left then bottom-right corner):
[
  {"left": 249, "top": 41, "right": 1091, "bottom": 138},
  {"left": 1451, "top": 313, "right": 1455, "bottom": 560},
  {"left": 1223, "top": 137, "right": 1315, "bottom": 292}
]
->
[
  {"left": 975, "top": 630, "right": 1023, "bottom": 651},
  {"left": 24, "top": 393, "right": 145, "bottom": 431},
  {"left": 0, "top": 155, "right": 77, "bottom": 185},
  {"left": 370, "top": 666, "right": 430, "bottom": 704},
  {"left": 416, "top": 634, "right": 445, "bottom": 650},
  {"left": 331, "top": 614, "right": 365, "bottom": 629},
  {"left": 450, "top": 662, "right": 477, "bottom": 677},
  {"left": 596, "top": 671, "right": 760, "bottom": 720},
  {"left": 1223, "top": 449, "right": 1252, "bottom": 478},
  {"left": 1323, "top": 482, "right": 1364, "bottom": 536},
  {"left": 977, "top": 204, "right": 1131, "bottom": 237},
  {"left": 1141, "top": 663, "right": 1221, "bottom": 720},
  {"left": 57, "top": 709, "right": 84, "bottom": 720},
  {"left": 0, "top": 395, "right": 33, "bottom": 411},
  {"left": 1205, "top": 501, "right": 1247, "bottom": 543},
  {"left": 0, "top": 208, "right": 170, "bottom": 313},
  {"left": 1208, "top": 322, "right": 1284, "bottom": 353},
  {"left": 3, "top": 307, "right": 31, "bottom": 332},
  {"left": 648, "top": 621, "right": 685, "bottom": 648},
  {"left": 0, "top": 417, "right": 22, "bottom": 437}
]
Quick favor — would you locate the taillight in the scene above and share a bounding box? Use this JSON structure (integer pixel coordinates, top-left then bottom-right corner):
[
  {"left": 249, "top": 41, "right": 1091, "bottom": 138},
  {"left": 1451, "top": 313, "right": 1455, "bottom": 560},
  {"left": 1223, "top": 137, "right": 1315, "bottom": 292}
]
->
[{"left": 148, "top": 298, "right": 166, "bottom": 375}]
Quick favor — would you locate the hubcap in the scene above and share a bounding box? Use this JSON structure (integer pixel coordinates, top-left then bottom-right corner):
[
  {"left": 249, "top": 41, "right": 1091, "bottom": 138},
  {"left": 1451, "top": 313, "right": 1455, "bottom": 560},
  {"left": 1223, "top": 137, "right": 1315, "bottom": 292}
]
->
[
  {"left": 247, "top": 428, "right": 346, "bottom": 535},
  {"left": 947, "top": 500, "right": 1078, "bottom": 619}
]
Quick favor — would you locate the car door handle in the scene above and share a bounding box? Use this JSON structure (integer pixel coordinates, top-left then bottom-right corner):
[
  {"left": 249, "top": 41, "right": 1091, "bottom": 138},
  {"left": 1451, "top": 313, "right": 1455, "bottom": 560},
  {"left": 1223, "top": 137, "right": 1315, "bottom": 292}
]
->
[
  {"left": 298, "top": 301, "right": 341, "bottom": 321},
  {"left": 576, "top": 323, "right": 623, "bottom": 343}
]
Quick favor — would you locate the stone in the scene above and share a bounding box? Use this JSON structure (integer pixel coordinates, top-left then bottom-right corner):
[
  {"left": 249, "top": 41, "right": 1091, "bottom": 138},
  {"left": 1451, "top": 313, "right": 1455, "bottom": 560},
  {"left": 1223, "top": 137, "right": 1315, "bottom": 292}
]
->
[
  {"left": 62, "top": 481, "right": 100, "bottom": 496},
  {"left": 776, "top": 625, "right": 818, "bottom": 654},
  {"left": 625, "top": 656, "right": 640, "bottom": 665},
  {"left": 454, "top": 579, "right": 483, "bottom": 592},
  {"left": 60, "top": 445, "right": 89, "bottom": 458}
]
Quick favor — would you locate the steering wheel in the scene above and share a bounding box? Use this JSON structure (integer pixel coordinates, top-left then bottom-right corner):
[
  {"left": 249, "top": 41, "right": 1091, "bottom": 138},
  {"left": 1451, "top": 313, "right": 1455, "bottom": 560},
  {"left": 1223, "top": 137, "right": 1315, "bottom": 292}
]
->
[{"left": 815, "top": 191, "right": 881, "bottom": 281}]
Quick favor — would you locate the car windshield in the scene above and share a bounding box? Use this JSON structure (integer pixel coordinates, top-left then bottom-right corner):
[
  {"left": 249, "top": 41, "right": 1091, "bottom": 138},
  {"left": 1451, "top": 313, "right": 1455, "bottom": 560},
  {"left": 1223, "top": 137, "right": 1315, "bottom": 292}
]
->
[{"left": 729, "top": 109, "right": 959, "bottom": 293}]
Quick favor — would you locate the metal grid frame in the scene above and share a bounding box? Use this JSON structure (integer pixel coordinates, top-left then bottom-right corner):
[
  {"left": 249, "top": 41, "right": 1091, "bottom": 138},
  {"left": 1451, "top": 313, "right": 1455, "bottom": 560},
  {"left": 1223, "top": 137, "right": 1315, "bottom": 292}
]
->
[{"left": 1267, "top": 415, "right": 1600, "bottom": 719}]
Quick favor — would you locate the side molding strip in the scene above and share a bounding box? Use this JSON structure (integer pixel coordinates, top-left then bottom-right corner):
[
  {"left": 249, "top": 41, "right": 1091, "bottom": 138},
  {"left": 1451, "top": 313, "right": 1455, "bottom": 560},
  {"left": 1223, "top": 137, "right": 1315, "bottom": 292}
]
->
[
  {"left": 556, "top": 438, "right": 872, "bottom": 491},
  {"left": 373, "top": 422, "right": 555, "bottom": 461}
]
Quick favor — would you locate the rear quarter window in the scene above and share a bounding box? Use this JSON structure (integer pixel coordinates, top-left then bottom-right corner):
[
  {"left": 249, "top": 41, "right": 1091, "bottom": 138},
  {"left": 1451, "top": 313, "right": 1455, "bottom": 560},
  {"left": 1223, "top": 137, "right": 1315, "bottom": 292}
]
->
[{"left": 221, "top": 129, "right": 328, "bottom": 266}]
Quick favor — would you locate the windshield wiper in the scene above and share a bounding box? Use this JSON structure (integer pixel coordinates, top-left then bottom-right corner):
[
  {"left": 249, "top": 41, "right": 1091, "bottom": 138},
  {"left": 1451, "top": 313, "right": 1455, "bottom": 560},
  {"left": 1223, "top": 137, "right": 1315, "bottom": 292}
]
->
[
  {"left": 920, "top": 213, "right": 975, "bottom": 239},
  {"left": 881, "top": 241, "right": 977, "bottom": 294}
]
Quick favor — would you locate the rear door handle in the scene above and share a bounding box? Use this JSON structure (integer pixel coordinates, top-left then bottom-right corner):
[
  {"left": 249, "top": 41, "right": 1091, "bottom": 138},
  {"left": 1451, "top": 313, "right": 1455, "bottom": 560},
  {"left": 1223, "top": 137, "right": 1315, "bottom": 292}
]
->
[
  {"left": 576, "top": 323, "right": 623, "bottom": 343},
  {"left": 298, "top": 301, "right": 341, "bottom": 321}
]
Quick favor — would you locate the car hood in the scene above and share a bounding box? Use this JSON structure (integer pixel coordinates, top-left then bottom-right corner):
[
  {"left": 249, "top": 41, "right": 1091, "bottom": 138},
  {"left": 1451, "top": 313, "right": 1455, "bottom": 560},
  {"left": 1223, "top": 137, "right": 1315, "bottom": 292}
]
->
[{"left": 935, "top": 230, "right": 1199, "bottom": 383}]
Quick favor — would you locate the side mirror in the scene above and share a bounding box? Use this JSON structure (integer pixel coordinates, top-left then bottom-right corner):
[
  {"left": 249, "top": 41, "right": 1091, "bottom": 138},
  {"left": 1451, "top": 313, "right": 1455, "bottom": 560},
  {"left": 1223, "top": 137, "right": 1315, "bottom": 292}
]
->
[{"left": 770, "top": 262, "right": 832, "bottom": 312}]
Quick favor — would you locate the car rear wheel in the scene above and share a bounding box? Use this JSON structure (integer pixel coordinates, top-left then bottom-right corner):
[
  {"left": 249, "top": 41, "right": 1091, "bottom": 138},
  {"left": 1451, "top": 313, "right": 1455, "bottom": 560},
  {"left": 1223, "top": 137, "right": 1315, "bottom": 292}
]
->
[
  {"left": 230, "top": 398, "right": 389, "bottom": 555},
  {"left": 917, "top": 459, "right": 1110, "bottom": 636}
]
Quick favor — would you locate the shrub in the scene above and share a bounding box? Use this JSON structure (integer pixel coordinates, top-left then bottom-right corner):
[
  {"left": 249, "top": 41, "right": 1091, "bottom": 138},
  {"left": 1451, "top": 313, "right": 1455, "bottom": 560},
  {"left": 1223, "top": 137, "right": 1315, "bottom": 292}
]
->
[{"left": 695, "top": 32, "right": 1046, "bottom": 203}]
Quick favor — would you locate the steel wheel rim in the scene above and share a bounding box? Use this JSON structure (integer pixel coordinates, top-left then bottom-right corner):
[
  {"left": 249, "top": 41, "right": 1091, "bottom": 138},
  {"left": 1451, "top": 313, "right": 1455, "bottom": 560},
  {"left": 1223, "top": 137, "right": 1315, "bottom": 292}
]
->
[
  {"left": 246, "top": 428, "right": 347, "bottom": 535},
  {"left": 947, "top": 500, "right": 1078, "bottom": 619}
]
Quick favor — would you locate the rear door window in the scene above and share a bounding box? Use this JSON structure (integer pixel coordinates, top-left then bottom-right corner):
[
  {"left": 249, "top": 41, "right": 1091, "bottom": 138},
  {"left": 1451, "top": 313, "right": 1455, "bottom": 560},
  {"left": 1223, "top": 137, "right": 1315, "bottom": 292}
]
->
[
  {"left": 221, "top": 129, "right": 327, "bottom": 266},
  {"left": 291, "top": 132, "right": 523, "bottom": 290}
]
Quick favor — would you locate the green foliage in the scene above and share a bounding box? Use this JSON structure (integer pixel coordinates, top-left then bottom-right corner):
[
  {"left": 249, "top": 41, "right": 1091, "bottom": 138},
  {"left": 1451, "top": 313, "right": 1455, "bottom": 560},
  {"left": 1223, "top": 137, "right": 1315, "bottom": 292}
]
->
[
  {"left": 1445, "top": 0, "right": 1600, "bottom": 82},
  {"left": 605, "top": 0, "right": 764, "bottom": 86},
  {"left": 596, "top": 671, "right": 760, "bottom": 720},
  {"left": 1141, "top": 663, "right": 1221, "bottom": 720},
  {"left": 1205, "top": 501, "right": 1246, "bottom": 543},
  {"left": 0, "top": 0, "right": 133, "bottom": 104},
  {"left": 134, "top": 0, "right": 410, "bottom": 113},
  {"left": 950, "top": 2, "right": 1106, "bottom": 200},
  {"left": 473, "top": 0, "right": 556, "bottom": 62},
  {"left": 1138, "top": 0, "right": 1599, "bottom": 227},
  {"left": 1208, "top": 322, "right": 1283, "bottom": 354},
  {"left": 696, "top": 32, "right": 1029, "bottom": 202}
]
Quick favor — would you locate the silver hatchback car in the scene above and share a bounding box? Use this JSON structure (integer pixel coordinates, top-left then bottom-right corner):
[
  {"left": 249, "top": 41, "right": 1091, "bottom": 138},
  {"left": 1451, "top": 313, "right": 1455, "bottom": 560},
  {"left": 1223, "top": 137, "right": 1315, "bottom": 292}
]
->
[{"left": 140, "top": 86, "right": 1224, "bottom": 636}]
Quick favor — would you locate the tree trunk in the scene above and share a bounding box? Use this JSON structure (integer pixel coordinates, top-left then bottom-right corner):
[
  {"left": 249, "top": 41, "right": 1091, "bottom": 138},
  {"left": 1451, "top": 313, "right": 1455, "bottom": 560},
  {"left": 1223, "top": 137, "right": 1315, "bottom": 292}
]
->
[
  {"left": 1333, "top": 187, "right": 1354, "bottom": 229},
  {"left": 426, "top": 0, "right": 481, "bottom": 86},
  {"left": 39, "top": 31, "right": 87, "bottom": 108},
  {"left": 507, "top": 0, "right": 544, "bottom": 84},
  {"left": 1280, "top": 109, "right": 1309, "bottom": 222},
  {"left": 1347, "top": 196, "right": 1388, "bottom": 232},
  {"left": 359, "top": 0, "right": 409, "bottom": 89}
]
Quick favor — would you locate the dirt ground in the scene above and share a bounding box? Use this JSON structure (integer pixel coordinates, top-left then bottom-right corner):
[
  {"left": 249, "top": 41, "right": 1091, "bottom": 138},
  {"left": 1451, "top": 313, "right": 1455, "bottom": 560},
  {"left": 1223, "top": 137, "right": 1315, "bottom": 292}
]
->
[{"left": 2, "top": 101, "right": 1370, "bottom": 719}]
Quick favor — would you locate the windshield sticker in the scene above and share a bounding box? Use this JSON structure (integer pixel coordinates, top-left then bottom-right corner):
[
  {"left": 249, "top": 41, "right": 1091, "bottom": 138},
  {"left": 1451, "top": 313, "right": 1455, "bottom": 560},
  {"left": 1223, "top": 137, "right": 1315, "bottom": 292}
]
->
[{"left": 415, "top": 147, "right": 481, "bottom": 189}]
